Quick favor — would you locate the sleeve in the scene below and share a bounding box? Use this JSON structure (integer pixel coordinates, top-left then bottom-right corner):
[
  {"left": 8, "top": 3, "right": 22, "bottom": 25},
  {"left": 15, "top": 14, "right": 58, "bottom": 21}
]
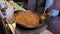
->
[{"left": 45, "top": 0, "right": 53, "bottom": 9}]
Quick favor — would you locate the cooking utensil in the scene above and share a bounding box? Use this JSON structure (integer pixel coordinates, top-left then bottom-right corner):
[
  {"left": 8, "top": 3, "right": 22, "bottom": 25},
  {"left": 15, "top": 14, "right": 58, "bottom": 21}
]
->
[
  {"left": 40, "top": 0, "right": 53, "bottom": 21},
  {"left": 14, "top": 10, "right": 45, "bottom": 29},
  {"left": 40, "top": 9, "right": 46, "bottom": 21}
]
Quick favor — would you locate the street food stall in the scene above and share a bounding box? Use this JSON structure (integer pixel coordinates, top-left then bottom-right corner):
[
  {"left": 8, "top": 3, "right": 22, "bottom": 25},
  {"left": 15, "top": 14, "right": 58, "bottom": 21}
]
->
[{"left": 0, "top": 0, "right": 55, "bottom": 34}]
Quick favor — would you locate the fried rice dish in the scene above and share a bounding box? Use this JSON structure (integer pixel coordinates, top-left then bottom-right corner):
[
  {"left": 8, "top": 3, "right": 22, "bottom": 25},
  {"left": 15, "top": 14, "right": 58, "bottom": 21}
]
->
[{"left": 13, "top": 11, "right": 40, "bottom": 27}]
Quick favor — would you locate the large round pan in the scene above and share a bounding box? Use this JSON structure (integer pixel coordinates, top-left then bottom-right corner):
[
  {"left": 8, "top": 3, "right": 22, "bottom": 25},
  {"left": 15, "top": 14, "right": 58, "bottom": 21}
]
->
[{"left": 14, "top": 10, "right": 46, "bottom": 29}]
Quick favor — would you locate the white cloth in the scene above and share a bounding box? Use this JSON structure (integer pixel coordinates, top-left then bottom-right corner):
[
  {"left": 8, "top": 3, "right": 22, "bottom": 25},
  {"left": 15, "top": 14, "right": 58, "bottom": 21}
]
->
[{"left": 6, "top": 6, "right": 14, "bottom": 19}]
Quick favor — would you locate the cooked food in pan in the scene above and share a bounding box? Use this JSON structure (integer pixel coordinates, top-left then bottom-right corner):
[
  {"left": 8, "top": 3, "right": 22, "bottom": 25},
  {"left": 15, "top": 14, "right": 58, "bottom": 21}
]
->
[{"left": 13, "top": 10, "right": 40, "bottom": 27}]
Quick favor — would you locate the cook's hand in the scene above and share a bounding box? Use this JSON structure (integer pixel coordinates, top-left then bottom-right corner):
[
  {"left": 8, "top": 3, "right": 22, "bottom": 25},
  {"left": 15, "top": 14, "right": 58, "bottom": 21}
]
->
[{"left": 47, "top": 12, "right": 52, "bottom": 15}]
